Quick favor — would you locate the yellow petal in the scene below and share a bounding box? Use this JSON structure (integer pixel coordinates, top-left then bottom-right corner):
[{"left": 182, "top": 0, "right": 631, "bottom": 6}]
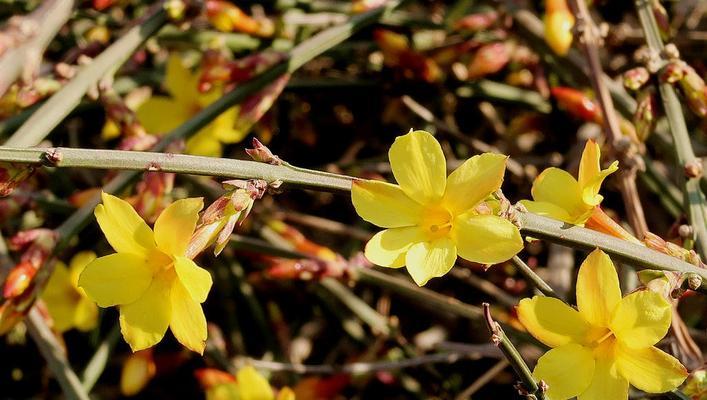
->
[
  {"left": 519, "top": 199, "right": 575, "bottom": 224},
  {"left": 615, "top": 343, "right": 687, "bottom": 393},
  {"left": 186, "top": 132, "right": 224, "bottom": 157},
  {"left": 169, "top": 279, "right": 207, "bottom": 354},
  {"left": 530, "top": 167, "right": 587, "bottom": 221},
  {"left": 578, "top": 140, "right": 618, "bottom": 207},
  {"left": 533, "top": 343, "right": 595, "bottom": 400},
  {"left": 578, "top": 339, "right": 628, "bottom": 400},
  {"left": 79, "top": 253, "right": 154, "bottom": 307},
  {"left": 174, "top": 256, "right": 212, "bottom": 303},
  {"left": 154, "top": 198, "right": 203, "bottom": 256},
  {"left": 42, "top": 263, "right": 77, "bottom": 332},
  {"left": 43, "top": 261, "right": 73, "bottom": 300},
  {"left": 517, "top": 296, "right": 592, "bottom": 347},
  {"left": 609, "top": 290, "right": 672, "bottom": 348},
  {"left": 165, "top": 54, "right": 200, "bottom": 101},
  {"left": 136, "top": 96, "right": 191, "bottom": 135},
  {"left": 101, "top": 120, "right": 121, "bottom": 140},
  {"left": 443, "top": 153, "right": 507, "bottom": 215},
  {"left": 95, "top": 192, "right": 155, "bottom": 257},
  {"left": 389, "top": 130, "right": 446, "bottom": 204},
  {"left": 576, "top": 249, "right": 621, "bottom": 328},
  {"left": 452, "top": 213, "right": 523, "bottom": 264},
  {"left": 364, "top": 227, "right": 426, "bottom": 268},
  {"left": 68, "top": 251, "right": 97, "bottom": 288},
  {"left": 236, "top": 366, "right": 274, "bottom": 400},
  {"left": 207, "top": 107, "right": 244, "bottom": 144},
  {"left": 404, "top": 237, "right": 457, "bottom": 286},
  {"left": 351, "top": 180, "right": 423, "bottom": 228},
  {"left": 73, "top": 297, "right": 99, "bottom": 332},
  {"left": 119, "top": 270, "right": 173, "bottom": 352}
]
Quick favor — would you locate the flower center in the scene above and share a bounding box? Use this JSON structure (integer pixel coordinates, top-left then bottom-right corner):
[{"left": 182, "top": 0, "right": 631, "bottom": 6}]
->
[
  {"left": 421, "top": 206, "right": 453, "bottom": 240},
  {"left": 595, "top": 330, "right": 614, "bottom": 345}
]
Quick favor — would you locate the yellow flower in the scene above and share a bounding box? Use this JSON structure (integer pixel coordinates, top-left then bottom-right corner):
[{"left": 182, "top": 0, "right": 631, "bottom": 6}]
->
[
  {"left": 204, "top": 366, "right": 281, "bottom": 400},
  {"left": 520, "top": 139, "right": 618, "bottom": 225},
  {"left": 517, "top": 249, "right": 687, "bottom": 399},
  {"left": 42, "top": 251, "right": 99, "bottom": 332},
  {"left": 78, "top": 192, "right": 212, "bottom": 353},
  {"left": 351, "top": 130, "right": 523, "bottom": 286},
  {"left": 135, "top": 54, "right": 245, "bottom": 157}
]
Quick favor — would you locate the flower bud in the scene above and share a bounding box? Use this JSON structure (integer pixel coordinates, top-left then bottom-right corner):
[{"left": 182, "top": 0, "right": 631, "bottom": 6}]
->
[
  {"left": 205, "top": 1, "right": 271, "bottom": 37},
  {"left": 467, "top": 42, "right": 510, "bottom": 80},
  {"left": 652, "top": 0, "right": 671, "bottom": 41},
  {"left": 633, "top": 88, "right": 658, "bottom": 142},
  {"left": 544, "top": 0, "right": 574, "bottom": 56},
  {"left": 623, "top": 67, "right": 650, "bottom": 91},
  {"left": 678, "top": 65, "right": 707, "bottom": 118},
  {"left": 454, "top": 11, "right": 498, "bottom": 32},
  {"left": 550, "top": 87, "right": 602, "bottom": 123},
  {"left": 195, "top": 368, "right": 235, "bottom": 389},
  {"left": 246, "top": 138, "right": 282, "bottom": 165},
  {"left": 3, "top": 261, "right": 36, "bottom": 299},
  {"left": 120, "top": 349, "right": 156, "bottom": 396},
  {"left": 0, "top": 162, "right": 36, "bottom": 196},
  {"left": 10, "top": 229, "right": 58, "bottom": 269}
]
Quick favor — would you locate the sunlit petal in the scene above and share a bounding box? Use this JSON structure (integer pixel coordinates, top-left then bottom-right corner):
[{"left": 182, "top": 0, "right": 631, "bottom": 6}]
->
[
  {"left": 576, "top": 249, "right": 622, "bottom": 328},
  {"left": 174, "top": 256, "right": 212, "bottom": 303},
  {"left": 364, "top": 227, "right": 426, "bottom": 268},
  {"left": 517, "top": 296, "right": 593, "bottom": 347},
  {"left": 79, "top": 253, "right": 154, "bottom": 307},
  {"left": 519, "top": 199, "right": 575, "bottom": 224},
  {"left": 351, "top": 180, "right": 423, "bottom": 228},
  {"left": 443, "top": 153, "right": 507, "bottom": 214},
  {"left": 170, "top": 279, "right": 208, "bottom": 354},
  {"left": 610, "top": 290, "right": 672, "bottom": 348},
  {"left": 389, "top": 130, "right": 446, "bottom": 204},
  {"left": 68, "top": 251, "right": 97, "bottom": 288},
  {"left": 530, "top": 167, "right": 587, "bottom": 220},
  {"left": 578, "top": 140, "right": 618, "bottom": 207},
  {"left": 615, "top": 343, "right": 687, "bottom": 393},
  {"left": 533, "top": 343, "right": 595, "bottom": 400},
  {"left": 119, "top": 270, "right": 173, "bottom": 352},
  {"left": 236, "top": 366, "right": 275, "bottom": 400},
  {"left": 578, "top": 339, "right": 628, "bottom": 400},
  {"left": 154, "top": 197, "right": 203, "bottom": 256},
  {"left": 405, "top": 238, "right": 457, "bottom": 286},
  {"left": 95, "top": 192, "right": 155, "bottom": 256},
  {"left": 452, "top": 213, "right": 523, "bottom": 264}
]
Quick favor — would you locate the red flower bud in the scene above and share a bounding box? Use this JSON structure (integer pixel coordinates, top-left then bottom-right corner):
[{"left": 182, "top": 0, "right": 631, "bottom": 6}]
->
[
  {"left": 467, "top": 42, "right": 510, "bottom": 80},
  {"left": 551, "top": 87, "right": 602, "bottom": 123}
]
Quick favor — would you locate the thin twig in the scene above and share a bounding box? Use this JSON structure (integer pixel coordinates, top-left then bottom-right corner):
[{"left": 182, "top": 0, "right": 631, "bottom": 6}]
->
[
  {"left": 0, "top": 0, "right": 74, "bottom": 97},
  {"left": 234, "top": 351, "right": 481, "bottom": 374},
  {"left": 26, "top": 308, "right": 90, "bottom": 400},
  {"left": 510, "top": 256, "right": 561, "bottom": 299},
  {"left": 455, "top": 359, "right": 510, "bottom": 400},
  {"left": 567, "top": 0, "right": 649, "bottom": 239},
  {"left": 5, "top": 4, "right": 168, "bottom": 147},
  {"left": 482, "top": 303, "right": 544, "bottom": 399},
  {"left": 81, "top": 324, "right": 121, "bottom": 392}
]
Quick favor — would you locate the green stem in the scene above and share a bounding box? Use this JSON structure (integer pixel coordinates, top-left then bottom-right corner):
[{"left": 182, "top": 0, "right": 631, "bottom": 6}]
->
[
  {"left": 81, "top": 324, "right": 121, "bottom": 392},
  {"left": 482, "top": 303, "right": 544, "bottom": 399},
  {"left": 26, "top": 308, "right": 90, "bottom": 400},
  {"left": 510, "top": 256, "right": 560, "bottom": 299},
  {"left": 634, "top": 0, "right": 707, "bottom": 259},
  {"left": 5, "top": 5, "right": 168, "bottom": 147},
  {"left": 0, "top": 146, "right": 354, "bottom": 192},
  {"left": 518, "top": 212, "right": 707, "bottom": 288}
]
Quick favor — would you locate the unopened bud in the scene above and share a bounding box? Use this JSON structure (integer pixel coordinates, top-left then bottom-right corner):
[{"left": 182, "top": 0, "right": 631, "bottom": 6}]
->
[
  {"left": 467, "top": 42, "right": 510, "bottom": 80},
  {"left": 544, "top": 0, "right": 574, "bottom": 56},
  {"left": 0, "top": 162, "right": 35, "bottom": 196},
  {"left": 686, "top": 273, "right": 702, "bottom": 290},
  {"left": 623, "top": 67, "right": 650, "bottom": 91},
  {"left": 633, "top": 89, "right": 657, "bottom": 142},
  {"left": 3, "top": 261, "right": 36, "bottom": 299},
  {"left": 454, "top": 11, "right": 498, "bottom": 32},
  {"left": 245, "top": 138, "right": 282, "bottom": 165},
  {"left": 652, "top": 0, "right": 671, "bottom": 41},
  {"left": 194, "top": 368, "right": 234, "bottom": 389},
  {"left": 684, "top": 160, "right": 703, "bottom": 178},
  {"left": 551, "top": 87, "right": 602, "bottom": 123}
]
